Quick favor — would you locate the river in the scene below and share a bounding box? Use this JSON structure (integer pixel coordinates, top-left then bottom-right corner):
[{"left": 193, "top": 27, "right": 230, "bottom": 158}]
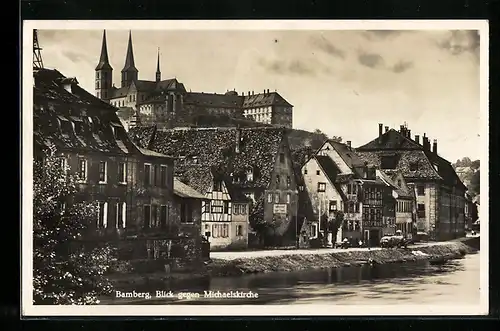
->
[{"left": 103, "top": 251, "right": 481, "bottom": 305}]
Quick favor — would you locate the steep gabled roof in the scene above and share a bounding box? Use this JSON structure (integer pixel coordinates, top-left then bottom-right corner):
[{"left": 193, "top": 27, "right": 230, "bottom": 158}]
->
[
  {"left": 355, "top": 128, "right": 466, "bottom": 189},
  {"left": 33, "top": 68, "right": 138, "bottom": 155},
  {"left": 357, "top": 129, "right": 422, "bottom": 151}
]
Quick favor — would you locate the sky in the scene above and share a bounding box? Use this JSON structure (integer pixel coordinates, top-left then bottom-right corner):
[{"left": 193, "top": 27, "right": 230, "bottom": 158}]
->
[{"left": 36, "top": 28, "right": 481, "bottom": 162}]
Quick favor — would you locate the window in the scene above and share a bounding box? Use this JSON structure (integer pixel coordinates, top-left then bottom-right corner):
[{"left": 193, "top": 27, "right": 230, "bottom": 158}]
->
[
  {"left": 223, "top": 201, "right": 229, "bottom": 214},
  {"left": 267, "top": 194, "right": 273, "bottom": 203},
  {"left": 304, "top": 168, "right": 308, "bottom": 175},
  {"left": 279, "top": 153, "right": 285, "bottom": 163},
  {"left": 58, "top": 157, "right": 68, "bottom": 172},
  {"left": 73, "top": 121, "right": 82, "bottom": 135},
  {"left": 274, "top": 193, "right": 280, "bottom": 203},
  {"left": 116, "top": 202, "right": 126, "bottom": 229},
  {"left": 118, "top": 162, "right": 127, "bottom": 184},
  {"left": 152, "top": 205, "right": 158, "bottom": 227},
  {"left": 287, "top": 193, "right": 291, "bottom": 204},
  {"left": 78, "top": 159, "right": 87, "bottom": 182},
  {"left": 152, "top": 165, "right": 159, "bottom": 186},
  {"left": 160, "top": 165, "right": 168, "bottom": 187},
  {"left": 417, "top": 203, "right": 426, "bottom": 218},
  {"left": 317, "top": 182, "right": 326, "bottom": 192},
  {"left": 246, "top": 169, "right": 254, "bottom": 182},
  {"left": 417, "top": 185, "right": 425, "bottom": 196},
  {"left": 236, "top": 225, "right": 243, "bottom": 236},
  {"left": 233, "top": 204, "right": 240, "bottom": 215},
  {"left": 98, "top": 161, "right": 107, "bottom": 183},
  {"left": 329, "top": 200, "right": 337, "bottom": 211},
  {"left": 310, "top": 224, "right": 318, "bottom": 238},
  {"left": 381, "top": 155, "right": 398, "bottom": 169},
  {"left": 180, "top": 201, "right": 193, "bottom": 223},
  {"left": 211, "top": 200, "right": 223, "bottom": 214},
  {"left": 143, "top": 205, "right": 151, "bottom": 228},
  {"left": 144, "top": 164, "right": 151, "bottom": 186},
  {"left": 160, "top": 205, "right": 168, "bottom": 228},
  {"left": 240, "top": 204, "right": 246, "bottom": 215},
  {"left": 286, "top": 176, "right": 291, "bottom": 188},
  {"left": 97, "top": 202, "right": 108, "bottom": 229},
  {"left": 409, "top": 162, "right": 419, "bottom": 171},
  {"left": 316, "top": 170, "right": 321, "bottom": 175}
]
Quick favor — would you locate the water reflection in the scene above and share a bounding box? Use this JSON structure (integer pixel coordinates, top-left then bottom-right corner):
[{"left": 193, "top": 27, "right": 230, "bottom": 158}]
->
[{"left": 103, "top": 252, "right": 480, "bottom": 305}]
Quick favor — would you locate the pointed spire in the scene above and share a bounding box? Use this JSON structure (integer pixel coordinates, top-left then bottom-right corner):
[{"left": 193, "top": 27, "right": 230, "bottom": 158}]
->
[
  {"left": 95, "top": 30, "right": 112, "bottom": 71},
  {"left": 155, "top": 47, "right": 161, "bottom": 82},
  {"left": 122, "top": 30, "right": 138, "bottom": 72}
]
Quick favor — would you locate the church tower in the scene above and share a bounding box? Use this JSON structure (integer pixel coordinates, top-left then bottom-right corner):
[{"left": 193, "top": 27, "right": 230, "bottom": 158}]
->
[
  {"left": 121, "top": 31, "right": 138, "bottom": 88},
  {"left": 155, "top": 48, "right": 161, "bottom": 82},
  {"left": 95, "top": 30, "right": 113, "bottom": 101}
]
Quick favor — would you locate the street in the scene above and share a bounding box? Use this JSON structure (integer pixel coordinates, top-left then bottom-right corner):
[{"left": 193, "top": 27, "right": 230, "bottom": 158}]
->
[{"left": 210, "top": 242, "right": 447, "bottom": 261}]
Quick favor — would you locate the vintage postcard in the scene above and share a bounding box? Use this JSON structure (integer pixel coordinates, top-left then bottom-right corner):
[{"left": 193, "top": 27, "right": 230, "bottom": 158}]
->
[{"left": 22, "top": 20, "right": 489, "bottom": 317}]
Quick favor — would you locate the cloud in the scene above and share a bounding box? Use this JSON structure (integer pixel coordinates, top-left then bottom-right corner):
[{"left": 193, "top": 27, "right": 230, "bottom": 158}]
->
[
  {"left": 391, "top": 60, "right": 414, "bottom": 73},
  {"left": 438, "top": 30, "right": 480, "bottom": 57},
  {"left": 62, "top": 50, "right": 92, "bottom": 64},
  {"left": 358, "top": 52, "right": 385, "bottom": 69},
  {"left": 310, "top": 36, "right": 345, "bottom": 59},
  {"left": 258, "top": 58, "right": 318, "bottom": 76},
  {"left": 362, "top": 30, "right": 405, "bottom": 40}
]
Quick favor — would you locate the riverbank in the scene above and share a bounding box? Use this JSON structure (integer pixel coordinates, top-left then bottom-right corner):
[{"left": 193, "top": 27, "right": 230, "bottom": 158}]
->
[
  {"left": 108, "top": 237, "right": 479, "bottom": 287},
  {"left": 207, "top": 239, "right": 477, "bottom": 277}
]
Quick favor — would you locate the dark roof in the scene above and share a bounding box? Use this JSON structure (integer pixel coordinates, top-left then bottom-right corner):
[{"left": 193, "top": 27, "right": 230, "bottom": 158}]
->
[
  {"left": 328, "top": 140, "right": 366, "bottom": 177},
  {"left": 315, "top": 155, "right": 347, "bottom": 201},
  {"left": 110, "top": 79, "right": 186, "bottom": 100},
  {"left": 184, "top": 92, "right": 242, "bottom": 108},
  {"left": 355, "top": 128, "right": 466, "bottom": 189},
  {"left": 129, "top": 126, "right": 288, "bottom": 192},
  {"left": 95, "top": 30, "right": 112, "bottom": 71},
  {"left": 122, "top": 32, "right": 138, "bottom": 72},
  {"left": 242, "top": 92, "right": 292, "bottom": 108},
  {"left": 137, "top": 147, "right": 173, "bottom": 158},
  {"left": 33, "top": 68, "right": 139, "bottom": 155}
]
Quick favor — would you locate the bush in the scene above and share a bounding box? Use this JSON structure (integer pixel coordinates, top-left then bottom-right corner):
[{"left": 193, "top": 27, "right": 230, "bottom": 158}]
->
[{"left": 33, "top": 154, "right": 114, "bottom": 304}]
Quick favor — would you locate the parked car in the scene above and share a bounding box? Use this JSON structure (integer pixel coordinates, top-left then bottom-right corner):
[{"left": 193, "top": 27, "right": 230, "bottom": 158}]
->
[{"left": 380, "top": 233, "right": 411, "bottom": 249}]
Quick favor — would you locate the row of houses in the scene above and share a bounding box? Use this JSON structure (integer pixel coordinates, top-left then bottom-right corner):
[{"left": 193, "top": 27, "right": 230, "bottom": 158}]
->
[{"left": 33, "top": 66, "right": 470, "bottom": 257}]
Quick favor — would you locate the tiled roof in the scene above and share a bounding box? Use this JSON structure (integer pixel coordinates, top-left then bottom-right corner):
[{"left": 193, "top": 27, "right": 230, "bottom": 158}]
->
[
  {"left": 173, "top": 178, "right": 206, "bottom": 199},
  {"left": 183, "top": 92, "right": 242, "bottom": 108},
  {"left": 137, "top": 147, "right": 173, "bottom": 158},
  {"left": 33, "top": 68, "right": 138, "bottom": 155},
  {"left": 110, "top": 78, "right": 186, "bottom": 100},
  {"left": 242, "top": 92, "right": 292, "bottom": 108},
  {"left": 129, "top": 126, "right": 287, "bottom": 192},
  {"left": 355, "top": 128, "right": 466, "bottom": 189}
]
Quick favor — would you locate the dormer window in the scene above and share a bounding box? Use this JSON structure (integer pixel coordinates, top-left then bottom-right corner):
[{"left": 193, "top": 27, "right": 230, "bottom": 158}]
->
[
  {"left": 213, "top": 180, "right": 223, "bottom": 192},
  {"left": 246, "top": 169, "right": 254, "bottom": 182},
  {"left": 409, "top": 162, "right": 419, "bottom": 171}
]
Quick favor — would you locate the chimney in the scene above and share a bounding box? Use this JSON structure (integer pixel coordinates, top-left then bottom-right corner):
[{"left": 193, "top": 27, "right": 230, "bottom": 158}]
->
[
  {"left": 385, "top": 126, "right": 389, "bottom": 133},
  {"left": 248, "top": 91, "right": 250, "bottom": 96},
  {"left": 267, "top": 89, "right": 270, "bottom": 94},
  {"left": 346, "top": 141, "right": 351, "bottom": 149},
  {"left": 399, "top": 125, "right": 404, "bottom": 133},
  {"left": 378, "top": 123, "right": 383, "bottom": 137},
  {"left": 407, "top": 129, "right": 411, "bottom": 139},
  {"left": 252, "top": 90, "right": 254, "bottom": 95},
  {"left": 415, "top": 135, "right": 420, "bottom": 144},
  {"left": 263, "top": 89, "right": 266, "bottom": 95},
  {"left": 433, "top": 139, "right": 438, "bottom": 154}
]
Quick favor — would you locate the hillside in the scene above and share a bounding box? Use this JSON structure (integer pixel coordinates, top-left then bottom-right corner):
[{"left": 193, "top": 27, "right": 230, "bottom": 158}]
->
[{"left": 452, "top": 157, "right": 480, "bottom": 198}]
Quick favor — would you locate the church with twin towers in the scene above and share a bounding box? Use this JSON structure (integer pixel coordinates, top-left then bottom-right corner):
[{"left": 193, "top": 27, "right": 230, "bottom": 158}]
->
[{"left": 94, "top": 30, "right": 294, "bottom": 130}]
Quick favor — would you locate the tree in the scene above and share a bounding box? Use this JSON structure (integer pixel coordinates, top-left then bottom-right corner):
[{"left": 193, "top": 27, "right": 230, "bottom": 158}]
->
[
  {"left": 469, "top": 170, "right": 480, "bottom": 197},
  {"left": 33, "top": 154, "right": 114, "bottom": 305}
]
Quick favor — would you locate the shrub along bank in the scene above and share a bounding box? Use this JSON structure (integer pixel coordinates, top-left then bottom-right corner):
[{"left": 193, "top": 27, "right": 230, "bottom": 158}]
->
[{"left": 207, "top": 241, "right": 476, "bottom": 277}]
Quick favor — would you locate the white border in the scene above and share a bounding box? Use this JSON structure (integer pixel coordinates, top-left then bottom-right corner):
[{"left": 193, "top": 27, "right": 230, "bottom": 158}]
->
[{"left": 22, "top": 20, "right": 489, "bottom": 317}]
